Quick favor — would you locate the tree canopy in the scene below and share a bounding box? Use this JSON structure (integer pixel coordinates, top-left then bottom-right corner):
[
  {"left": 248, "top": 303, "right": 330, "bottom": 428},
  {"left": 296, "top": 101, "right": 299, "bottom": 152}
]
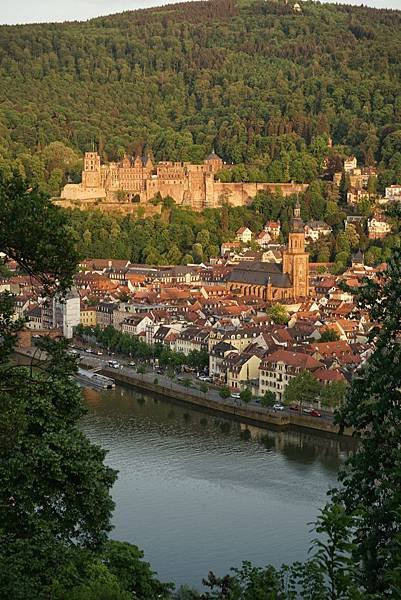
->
[
  {"left": 0, "top": 171, "right": 78, "bottom": 294},
  {"left": 283, "top": 370, "right": 321, "bottom": 407},
  {"left": 0, "top": 173, "right": 171, "bottom": 599}
]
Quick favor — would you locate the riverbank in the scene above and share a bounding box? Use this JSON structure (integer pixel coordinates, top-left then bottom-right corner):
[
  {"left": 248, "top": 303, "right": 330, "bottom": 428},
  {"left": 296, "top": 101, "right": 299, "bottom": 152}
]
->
[
  {"left": 15, "top": 348, "right": 353, "bottom": 437},
  {"left": 87, "top": 359, "right": 352, "bottom": 438}
]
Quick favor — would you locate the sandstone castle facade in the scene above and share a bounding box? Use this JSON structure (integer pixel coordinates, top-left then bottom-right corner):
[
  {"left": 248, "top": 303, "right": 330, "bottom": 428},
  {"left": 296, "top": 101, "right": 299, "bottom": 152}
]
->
[{"left": 58, "top": 150, "right": 308, "bottom": 213}]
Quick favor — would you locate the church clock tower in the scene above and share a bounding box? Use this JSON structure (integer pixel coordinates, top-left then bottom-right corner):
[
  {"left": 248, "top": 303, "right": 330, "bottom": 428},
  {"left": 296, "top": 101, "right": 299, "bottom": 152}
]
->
[{"left": 282, "top": 199, "right": 309, "bottom": 298}]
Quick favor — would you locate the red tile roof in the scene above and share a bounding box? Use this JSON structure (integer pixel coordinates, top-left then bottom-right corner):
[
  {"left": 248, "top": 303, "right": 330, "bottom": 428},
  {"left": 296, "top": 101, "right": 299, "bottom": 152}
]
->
[
  {"left": 262, "top": 349, "right": 322, "bottom": 370},
  {"left": 313, "top": 368, "right": 346, "bottom": 382},
  {"left": 309, "top": 340, "right": 351, "bottom": 356}
]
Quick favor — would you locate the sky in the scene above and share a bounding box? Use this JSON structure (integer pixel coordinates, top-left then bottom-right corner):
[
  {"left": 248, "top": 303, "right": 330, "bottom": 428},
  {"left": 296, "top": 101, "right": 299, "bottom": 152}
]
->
[{"left": 1, "top": 0, "right": 400, "bottom": 25}]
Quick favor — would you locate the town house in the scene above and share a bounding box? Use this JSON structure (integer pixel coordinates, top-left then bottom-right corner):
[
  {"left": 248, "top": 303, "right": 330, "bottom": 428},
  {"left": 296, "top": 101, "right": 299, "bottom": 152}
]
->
[
  {"left": 80, "top": 303, "right": 97, "bottom": 327},
  {"left": 368, "top": 216, "right": 391, "bottom": 239},
  {"left": 152, "top": 325, "right": 181, "bottom": 349},
  {"left": 121, "top": 314, "right": 154, "bottom": 337},
  {"left": 96, "top": 302, "right": 117, "bottom": 329},
  {"left": 255, "top": 230, "right": 272, "bottom": 249},
  {"left": 174, "top": 327, "right": 210, "bottom": 356},
  {"left": 265, "top": 221, "right": 281, "bottom": 240},
  {"left": 26, "top": 305, "right": 43, "bottom": 330},
  {"left": 235, "top": 227, "right": 252, "bottom": 244},
  {"left": 209, "top": 341, "right": 239, "bottom": 379},
  {"left": 259, "top": 349, "right": 322, "bottom": 401},
  {"left": 208, "top": 327, "right": 262, "bottom": 353},
  {"left": 385, "top": 185, "right": 401, "bottom": 201},
  {"left": 304, "top": 221, "right": 332, "bottom": 242},
  {"left": 224, "top": 352, "right": 262, "bottom": 392}
]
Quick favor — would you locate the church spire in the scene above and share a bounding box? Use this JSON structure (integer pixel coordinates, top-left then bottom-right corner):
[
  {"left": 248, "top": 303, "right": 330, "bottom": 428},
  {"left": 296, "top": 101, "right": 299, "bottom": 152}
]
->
[
  {"left": 294, "top": 195, "right": 301, "bottom": 219},
  {"left": 292, "top": 195, "right": 304, "bottom": 232}
]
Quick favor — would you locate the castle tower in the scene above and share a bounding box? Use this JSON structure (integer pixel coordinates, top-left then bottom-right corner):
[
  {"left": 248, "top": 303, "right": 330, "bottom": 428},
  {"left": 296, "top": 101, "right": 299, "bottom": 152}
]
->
[
  {"left": 282, "top": 198, "right": 309, "bottom": 298},
  {"left": 204, "top": 150, "right": 223, "bottom": 174},
  {"left": 82, "top": 151, "right": 101, "bottom": 188},
  {"left": 204, "top": 172, "right": 215, "bottom": 208}
]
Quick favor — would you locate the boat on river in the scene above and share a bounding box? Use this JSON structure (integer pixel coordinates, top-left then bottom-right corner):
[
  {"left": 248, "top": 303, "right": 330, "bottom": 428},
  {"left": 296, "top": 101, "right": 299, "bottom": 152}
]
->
[{"left": 75, "top": 368, "right": 115, "bottom": 390}]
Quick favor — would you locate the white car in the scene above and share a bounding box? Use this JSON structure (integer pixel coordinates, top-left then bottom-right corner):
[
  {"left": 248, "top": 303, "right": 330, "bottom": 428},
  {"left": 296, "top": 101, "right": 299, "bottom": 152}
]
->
[
  {"left": 230, "top": 392, "right": 241, "bottom": 399},
  {"left": 108, "top": 360, "right": 120, "bottom": 369},
  {"left": 273, "top": 403, "right": 285, "bottom": 411}
]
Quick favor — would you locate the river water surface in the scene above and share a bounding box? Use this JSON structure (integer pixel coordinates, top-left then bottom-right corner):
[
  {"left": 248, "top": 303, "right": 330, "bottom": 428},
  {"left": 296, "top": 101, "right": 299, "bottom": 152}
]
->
[{"left": 81, "top": 385, "right": 352, "bottom": 589}]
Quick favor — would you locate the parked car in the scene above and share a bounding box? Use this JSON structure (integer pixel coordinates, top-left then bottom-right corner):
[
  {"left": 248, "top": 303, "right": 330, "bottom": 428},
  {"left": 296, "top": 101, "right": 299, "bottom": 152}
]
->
[
  {"left": 96, "top": 350, "right": 103, "bottom": 356},
  {"left": 156, "top": 369, "right": 164, "bottom": 375},
  {"left": 85, "top": 348, "right": 93, "bottom": 354},
  {"left": 230, "top": 392, "right": 241, "bottom": 399},
  {"left": 108, "top": 360, "right": 120, "bottom": 369},
  {"left": 273, "top": 403, "right": 285, "bottom": 411},
  {"left": 198, "top": 375, "right": 209, "bottom": 381},
  {"left": 309, "top": 409, "right": 321, "bottom": 418},
  {"left": 129, "top": 361, "right": 136, "bottom": 367},
  {"left": 289, "top": 405, "right": 300, "bottom": 412}
]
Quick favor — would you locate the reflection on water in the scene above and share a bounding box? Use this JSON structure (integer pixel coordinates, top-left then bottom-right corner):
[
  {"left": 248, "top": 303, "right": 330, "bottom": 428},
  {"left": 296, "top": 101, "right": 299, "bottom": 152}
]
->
[{"left": 81, "top": 385, "right": 353, "bottom": 588}]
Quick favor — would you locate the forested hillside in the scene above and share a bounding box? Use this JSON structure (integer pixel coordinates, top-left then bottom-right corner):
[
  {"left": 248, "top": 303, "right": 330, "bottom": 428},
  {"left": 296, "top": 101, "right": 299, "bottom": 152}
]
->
[
  {"left": 0, "top": 0, "right": 401, "bottom": 192},
  {"left": 65, "top": 187, "right": 401, "bottom": 270}
]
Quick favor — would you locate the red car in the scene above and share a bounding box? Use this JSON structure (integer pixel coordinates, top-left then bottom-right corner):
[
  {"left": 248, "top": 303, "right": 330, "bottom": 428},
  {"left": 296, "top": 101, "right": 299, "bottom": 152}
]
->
[{"left": 309, "top": 409, "right": 321, "bottom": 418}]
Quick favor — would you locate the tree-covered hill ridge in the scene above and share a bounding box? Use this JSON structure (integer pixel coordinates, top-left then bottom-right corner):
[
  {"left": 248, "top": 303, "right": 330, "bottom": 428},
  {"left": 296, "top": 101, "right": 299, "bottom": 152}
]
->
[{"left": 0, "top": 0, "right": 401, "bottom": 186}]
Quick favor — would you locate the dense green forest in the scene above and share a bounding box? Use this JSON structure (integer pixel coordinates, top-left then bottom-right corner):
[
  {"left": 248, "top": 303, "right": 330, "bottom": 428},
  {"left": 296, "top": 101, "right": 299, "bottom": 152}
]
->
[
  {"left": 67, "top": 189, "right": 401, "bottom": 270},
  {"left": 1, "top": 0, "right": 401, "bottom": 193}
]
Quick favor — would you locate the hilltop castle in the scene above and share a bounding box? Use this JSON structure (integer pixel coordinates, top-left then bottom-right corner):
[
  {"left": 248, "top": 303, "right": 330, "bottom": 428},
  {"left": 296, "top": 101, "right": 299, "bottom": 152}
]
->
[{"left": 58, "top": 151, "right": 308, "bottom": 213}]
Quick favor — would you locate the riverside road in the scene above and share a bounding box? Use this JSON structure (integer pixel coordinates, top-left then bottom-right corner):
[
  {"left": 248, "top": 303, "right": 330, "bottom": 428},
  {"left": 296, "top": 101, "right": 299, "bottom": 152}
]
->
[{"left": 77, "top": 349, "right": 337, "bottom": 425}]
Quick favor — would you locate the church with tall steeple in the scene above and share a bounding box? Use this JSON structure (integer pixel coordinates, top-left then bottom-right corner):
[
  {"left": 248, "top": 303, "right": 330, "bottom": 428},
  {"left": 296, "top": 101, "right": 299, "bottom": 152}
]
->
[{"left": 228, "top": 199, "right": 310, "bottom": 301}]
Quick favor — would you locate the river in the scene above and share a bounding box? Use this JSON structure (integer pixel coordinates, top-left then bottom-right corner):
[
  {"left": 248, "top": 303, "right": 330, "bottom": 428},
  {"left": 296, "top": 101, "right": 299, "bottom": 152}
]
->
[{"left": 81, "top": 384, "right": 352, "bottom": 589}]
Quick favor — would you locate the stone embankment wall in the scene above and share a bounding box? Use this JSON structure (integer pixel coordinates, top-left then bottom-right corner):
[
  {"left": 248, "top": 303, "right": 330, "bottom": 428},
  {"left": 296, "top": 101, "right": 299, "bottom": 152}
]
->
[
  {"left": 14, "top": 349, "right": 352, "bottom": 437},
  {"left": 99, "top": 366, "right": 353, "bottom": 438}
]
